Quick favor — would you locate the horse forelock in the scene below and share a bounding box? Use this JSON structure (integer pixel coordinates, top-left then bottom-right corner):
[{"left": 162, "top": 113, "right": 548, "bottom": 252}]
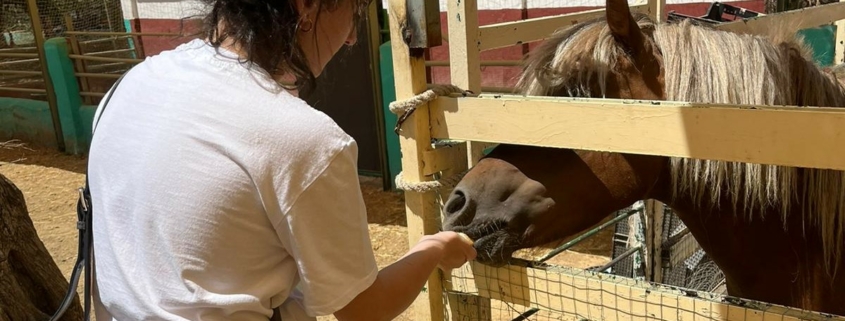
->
[
  {"left": 517, "top": 15, "right": 845, "bottom": 277},
  {"left": 516, "top": 14, "right": 655, "bottom": 98}
]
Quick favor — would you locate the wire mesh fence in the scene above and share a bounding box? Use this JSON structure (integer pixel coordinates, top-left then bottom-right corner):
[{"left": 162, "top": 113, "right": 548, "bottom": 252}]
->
[
  {"left": 1, "top": 0, "right": 126, "bottom": 101},
  {"left": 440, "top": 258, "right": 830, "bottom": 321}
]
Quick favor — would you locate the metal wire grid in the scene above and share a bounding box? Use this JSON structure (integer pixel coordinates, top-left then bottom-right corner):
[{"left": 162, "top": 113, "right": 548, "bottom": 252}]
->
[{"left": 439, "top": 257, "right": 827, "bottom": 321}]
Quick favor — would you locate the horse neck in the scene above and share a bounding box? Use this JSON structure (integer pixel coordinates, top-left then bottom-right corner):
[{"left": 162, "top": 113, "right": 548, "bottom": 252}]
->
[{"left": 650, "top": 169, "right": 845, "bottom": 315}]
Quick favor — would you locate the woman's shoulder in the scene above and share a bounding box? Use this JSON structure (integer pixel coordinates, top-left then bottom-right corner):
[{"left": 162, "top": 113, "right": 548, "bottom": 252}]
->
[
  {"left": 248, "top": 92, "right": 357, "bottom": 165},
  {"left": 119, "top": 39, "right": 355, "bottom": 167}
]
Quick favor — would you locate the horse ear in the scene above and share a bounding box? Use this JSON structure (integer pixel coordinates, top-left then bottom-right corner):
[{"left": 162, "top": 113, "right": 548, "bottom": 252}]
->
[{"left": 606, "top": 0, "right": 646, "bottom": 53}]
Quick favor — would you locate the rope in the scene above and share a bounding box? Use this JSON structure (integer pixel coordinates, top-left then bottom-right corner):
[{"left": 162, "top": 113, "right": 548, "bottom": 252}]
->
[
  {"left": 394, "top": 169, "right": 469, "bottom": 193},
  {"left": 388, "top": 84, "right": 475, "bottom": 193},
  {"left": 388, "top": 84, "right": 474, "bottom": 135}
]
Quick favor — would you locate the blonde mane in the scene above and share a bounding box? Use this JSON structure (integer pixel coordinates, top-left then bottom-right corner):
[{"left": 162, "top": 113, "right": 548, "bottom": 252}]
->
[{"left": 516, "top": 15, "right": 845, "bottom": 276}]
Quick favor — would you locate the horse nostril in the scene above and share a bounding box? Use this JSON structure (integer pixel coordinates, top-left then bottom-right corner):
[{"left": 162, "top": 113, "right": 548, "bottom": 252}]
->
[{"left": 444, "top": 189, "right": 469, "bottom": 216}]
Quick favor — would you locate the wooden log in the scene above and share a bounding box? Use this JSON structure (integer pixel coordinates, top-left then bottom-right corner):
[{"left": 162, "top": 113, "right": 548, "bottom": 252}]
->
[{"left": 0, "top": 174, "right": 82, "bottom": 321}]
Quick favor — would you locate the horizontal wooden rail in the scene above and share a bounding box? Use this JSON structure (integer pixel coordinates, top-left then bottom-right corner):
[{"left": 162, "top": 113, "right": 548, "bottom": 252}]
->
[
  {"left": 0, "top": 58, "right": 39, "bottom": 67},
  {"left": 426, "top": 84, "right": 515, "bottom": 93},
  {"left": 66, "top": 31, "right": 180, "bottom": 37},
  {"left": 447, "top": 260, "right": 845, "bottom": 321},
  {"left": 426, "top": 60, "right": 522, "bottom": 67},
  {"left": 75, "top": 72, "right": 123, "bottom": 79},
  {"left": 79, "top": 36, "right": 132, "bottom": 45},
  {"left": 0, "top": 47, "right": 36, "bottom": 52},
  {"left": 0, "top": 87, "right": 47, "bottom": 94},
  {"left": 429, "top": 95, "right": 845, "bottom": 171},
  {"left": 69, "top": 54, "right": 144, "bottom": 63},
  {"left": 85, "top": 62, "right": 132, "bottom": 72},
  {"left": 83, "top": 48, "right": 136, "bottom": 57},
  {"left": 0, "top": 74, "right": 43, "bottom": 82},
  {"left": 80, "top": 91, "right": 106, "bottom": 97},
  {"left": 0, "top": 52, "right": 38, "bottom": 58},
  {"left": 716, "top": 1, "right": 845, "bottom": 35},
  {"left": 477, "top": 3, "right": 650, "bottom": 51},
  {"left": 0, "top": 70, "right": 41, "bottom": 76},
  {"left": 481, "top": 86, "right": 515, "bottom": 93}
]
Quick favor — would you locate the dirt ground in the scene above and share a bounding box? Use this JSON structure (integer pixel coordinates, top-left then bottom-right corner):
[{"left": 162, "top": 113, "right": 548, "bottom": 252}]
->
[{"left": 1, "top": 141, "right": 615, "bottom": 321}]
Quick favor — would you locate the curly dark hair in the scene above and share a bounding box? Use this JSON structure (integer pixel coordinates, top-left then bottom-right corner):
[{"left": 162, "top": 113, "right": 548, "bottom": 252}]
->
[{"left": 199, "top": 0, "right": 370, "bottom": 93}]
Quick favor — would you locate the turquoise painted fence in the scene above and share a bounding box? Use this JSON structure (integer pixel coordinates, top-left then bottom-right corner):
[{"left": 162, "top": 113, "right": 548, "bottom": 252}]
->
[
  {"left": 0, "top": 37, "right": 98, "bottom": 155},
  {"left": 379, "top": 42, "right": 403, "bottom": 190},
  {"left": 799, "top": 25, "right": 836, "bottom": 66}
]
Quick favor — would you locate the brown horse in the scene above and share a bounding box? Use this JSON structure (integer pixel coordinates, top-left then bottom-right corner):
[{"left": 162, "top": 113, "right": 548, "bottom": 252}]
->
[{"left": 441, "top": 0, "right": 845, "bottom": 316}]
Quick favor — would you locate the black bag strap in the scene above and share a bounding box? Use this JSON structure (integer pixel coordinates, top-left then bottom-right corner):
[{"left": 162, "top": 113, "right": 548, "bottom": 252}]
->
[{"left": 49, "top": 69, "right": 130, "bottom": 321}]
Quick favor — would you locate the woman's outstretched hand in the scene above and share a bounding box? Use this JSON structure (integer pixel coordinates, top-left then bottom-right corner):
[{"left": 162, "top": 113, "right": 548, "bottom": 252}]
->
[{"left": 417, "top": 231, "right": 477, "bottom": 270}]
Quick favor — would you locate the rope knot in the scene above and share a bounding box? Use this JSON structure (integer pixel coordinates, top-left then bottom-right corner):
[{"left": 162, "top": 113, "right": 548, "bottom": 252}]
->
[{"left": 389, "top": 84, "right": 473, "bottom": 135}]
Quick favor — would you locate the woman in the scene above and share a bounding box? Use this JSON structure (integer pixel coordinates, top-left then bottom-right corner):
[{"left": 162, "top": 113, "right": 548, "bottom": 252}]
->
[{"left": 86, "top": 0, "right": 477, "bottom": 320}]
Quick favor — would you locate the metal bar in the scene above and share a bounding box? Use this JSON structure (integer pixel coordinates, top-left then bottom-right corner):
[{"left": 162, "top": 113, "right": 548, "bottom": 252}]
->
[
  {"left": 0, "top": 52, "right": 39, "bottom": 58},
  {"left": 0, "top": 86, "right": 48, "bottom": 93},
  {"left": 27, "top": 0, "right": 65, "bottom": 152},
  {"left": 69, "top": 54, "right": 144, "bottom": 63},
  {"left": 593, "top": 245, "right": 643, "bottom": 272},
  {"left": 65, "top": 31, "right": 179, "bottom": 37},
  {"left": 661, "top": 227, "right": 691, "bottom": 248},
  {"left": 511, "top": 308, "right": 540, "bottom": 321},
  {"left": 75, "top": 72, "right": 123, "bottom": 79},
  {"left": 538, "top": 207, "right": 641, "bottom": 263}
]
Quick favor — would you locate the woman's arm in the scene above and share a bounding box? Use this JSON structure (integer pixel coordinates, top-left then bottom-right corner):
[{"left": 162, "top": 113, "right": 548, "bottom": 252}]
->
[{"left": 334, "top": 232, "right": 476, "bottom": 321}]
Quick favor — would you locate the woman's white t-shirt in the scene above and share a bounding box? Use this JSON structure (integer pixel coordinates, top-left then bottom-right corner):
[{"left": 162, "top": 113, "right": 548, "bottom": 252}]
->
[{"left": 87, "top": 39, "right": 379, "bottom": 321}]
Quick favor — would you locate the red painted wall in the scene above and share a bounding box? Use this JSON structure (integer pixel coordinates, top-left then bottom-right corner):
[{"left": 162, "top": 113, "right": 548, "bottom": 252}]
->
[
  {"left": 133, "top": 1, "right": 764, "bottom": 88},
  {"left": 134, "top": 19, "right": 203, "bottom": 58}
]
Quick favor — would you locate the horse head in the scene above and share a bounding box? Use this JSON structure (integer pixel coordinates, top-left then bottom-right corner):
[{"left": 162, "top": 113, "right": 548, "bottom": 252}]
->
[{"left": 442, "top": 0, "right": 668, "bottom": 266}]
